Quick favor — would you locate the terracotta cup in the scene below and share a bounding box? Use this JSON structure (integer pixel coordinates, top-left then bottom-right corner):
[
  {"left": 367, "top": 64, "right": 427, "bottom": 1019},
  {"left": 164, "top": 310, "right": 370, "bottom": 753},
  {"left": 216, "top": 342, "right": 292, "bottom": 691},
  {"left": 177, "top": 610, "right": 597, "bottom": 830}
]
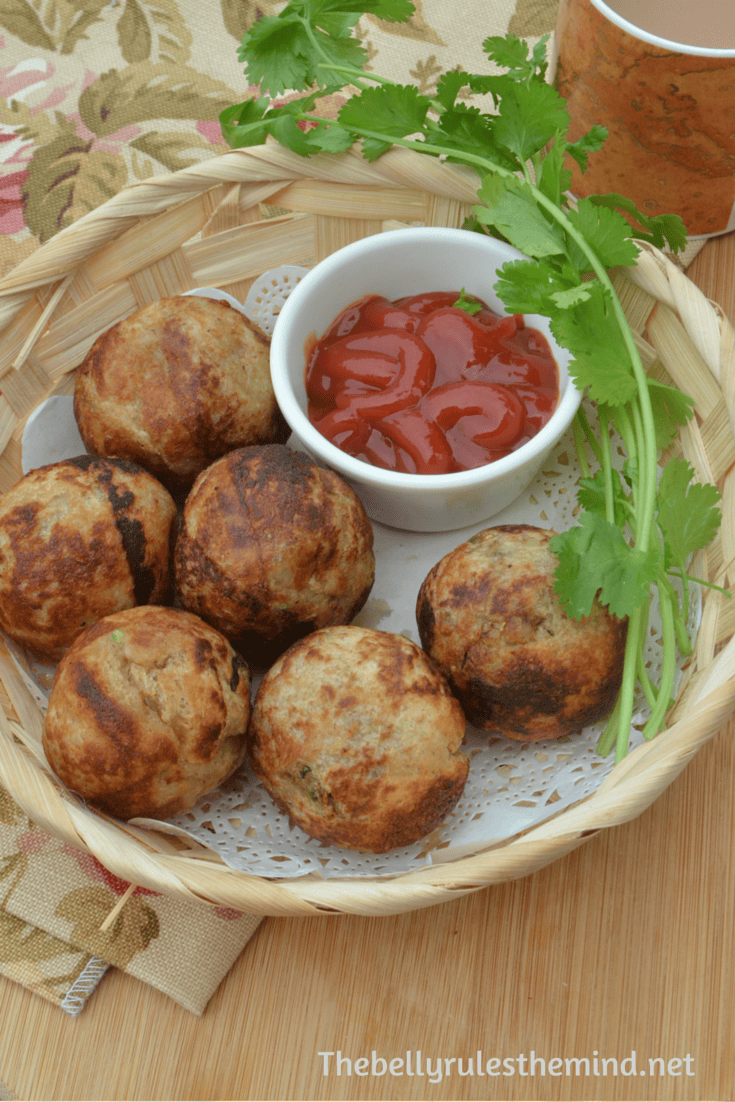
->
[{"left": 553, "top": 0, "right": 735, "bottom": 237}]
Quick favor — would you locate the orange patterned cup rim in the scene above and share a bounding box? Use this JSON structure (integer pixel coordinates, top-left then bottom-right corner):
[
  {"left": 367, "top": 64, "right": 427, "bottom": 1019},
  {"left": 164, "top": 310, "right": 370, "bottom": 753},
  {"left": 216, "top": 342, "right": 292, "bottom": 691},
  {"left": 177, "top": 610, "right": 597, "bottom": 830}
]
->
[{"left": 588, "top": 0, "right": 735, "bottom": 56}]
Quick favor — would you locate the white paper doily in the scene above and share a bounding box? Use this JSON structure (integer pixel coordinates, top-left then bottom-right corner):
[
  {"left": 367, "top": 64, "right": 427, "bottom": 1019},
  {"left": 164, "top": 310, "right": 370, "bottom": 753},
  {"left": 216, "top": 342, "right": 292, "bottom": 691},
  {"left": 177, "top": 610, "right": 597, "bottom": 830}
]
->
[{"left": 11, "top": 268, "right": 699, "bottom": 881}]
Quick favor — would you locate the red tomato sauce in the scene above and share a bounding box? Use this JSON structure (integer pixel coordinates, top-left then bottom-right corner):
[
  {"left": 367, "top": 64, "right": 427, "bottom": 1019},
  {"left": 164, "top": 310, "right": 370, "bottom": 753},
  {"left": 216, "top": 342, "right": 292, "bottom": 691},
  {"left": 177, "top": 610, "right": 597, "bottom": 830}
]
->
[{"left": 305, "top": 291, "right": 559, "bottom": 475}]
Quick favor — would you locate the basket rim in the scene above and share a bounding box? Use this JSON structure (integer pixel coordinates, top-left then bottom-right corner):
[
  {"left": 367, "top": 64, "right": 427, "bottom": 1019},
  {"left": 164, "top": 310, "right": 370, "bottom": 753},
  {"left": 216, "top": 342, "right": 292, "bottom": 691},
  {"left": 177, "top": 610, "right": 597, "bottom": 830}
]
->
[{"left": 1, "top": 143, "right": 735, "bottom": 916}]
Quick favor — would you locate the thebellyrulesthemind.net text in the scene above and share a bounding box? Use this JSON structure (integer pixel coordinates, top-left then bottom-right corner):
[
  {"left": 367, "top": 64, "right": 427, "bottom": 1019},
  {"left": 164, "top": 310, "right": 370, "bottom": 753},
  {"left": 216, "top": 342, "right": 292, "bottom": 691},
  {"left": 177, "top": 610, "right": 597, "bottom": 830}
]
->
[{"left": 318, "top": 1051, "right": 695, "bottom": 1082}]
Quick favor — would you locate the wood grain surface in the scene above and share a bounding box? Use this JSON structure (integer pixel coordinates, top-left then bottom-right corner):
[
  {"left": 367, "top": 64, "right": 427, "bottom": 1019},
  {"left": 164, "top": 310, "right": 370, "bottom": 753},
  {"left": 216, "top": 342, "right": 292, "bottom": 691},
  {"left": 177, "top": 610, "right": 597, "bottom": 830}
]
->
[{"left": 1, "top": 233, "right": 734, "bottom": 1102}]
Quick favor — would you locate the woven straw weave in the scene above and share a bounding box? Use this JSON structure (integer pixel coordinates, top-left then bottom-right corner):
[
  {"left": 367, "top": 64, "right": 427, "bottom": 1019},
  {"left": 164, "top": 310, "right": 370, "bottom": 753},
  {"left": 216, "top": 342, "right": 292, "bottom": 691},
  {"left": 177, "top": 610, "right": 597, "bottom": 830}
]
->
[{"left": 0, "top": 143, "right": 734, "bottom": 916}]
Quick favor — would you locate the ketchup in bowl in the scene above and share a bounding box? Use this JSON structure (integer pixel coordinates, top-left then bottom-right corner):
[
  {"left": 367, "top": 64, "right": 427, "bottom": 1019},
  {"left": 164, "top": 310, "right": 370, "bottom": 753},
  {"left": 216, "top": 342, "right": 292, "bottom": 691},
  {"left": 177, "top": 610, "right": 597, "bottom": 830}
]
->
[{"left": 305, "top": 291, "right": 559, "bottom": 475}]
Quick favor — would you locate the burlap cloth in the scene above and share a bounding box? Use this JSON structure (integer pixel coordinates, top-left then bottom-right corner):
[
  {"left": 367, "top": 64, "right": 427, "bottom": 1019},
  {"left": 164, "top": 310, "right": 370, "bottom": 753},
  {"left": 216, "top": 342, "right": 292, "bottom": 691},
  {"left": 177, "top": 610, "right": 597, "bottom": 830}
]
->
[{"left": 0, "top": 0, "right": 706, "bottom": 1015}]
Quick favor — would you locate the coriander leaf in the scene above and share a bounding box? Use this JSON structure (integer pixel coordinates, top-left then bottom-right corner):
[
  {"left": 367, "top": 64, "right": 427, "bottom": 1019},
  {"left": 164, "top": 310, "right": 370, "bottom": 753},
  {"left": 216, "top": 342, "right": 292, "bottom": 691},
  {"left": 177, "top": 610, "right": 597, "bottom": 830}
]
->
[
  {"left": 566, "top": 125, "right": 607, "bottom": 173},
  {"left": 550, "top": 284, "right": 593, "bottom": 309},
  {"left": 482, "top": 34, "right": 533, "bottom": 76},
  {"left": 435, "top": 69, "right": 471, "bottom": 110},
  {"left": 493, "top": 80, "right": 569, "bottom": 163},
  {"left": 621, "top": 456, "right": 639, "bottom": 490},
  {"left": 302, "top": 120, "right": 356, "bottom": 153},
  {"left": 551, "top": 512, "right": 661, "bottom": 620},
  {"left": 270, "top": 113, "right": 356, "bottom": 156},
  {"left": 657, "top": 458, "right": 722, "bottom": 569},
  {"left": 219, "top": 91, "right": 354, "bottom": 155},
  {"left": 219, "top": 96, "right": 273, "bottom": 148},
  {"left": 310, "top": 11, "right": 362, "bottom": 36},
  {"left": 577, "top": 468, "right": 631, "bottom": 528},
  {"left": 475, "top": 174, "right": 566, "bottom": 258},
  {"left": 530, "top": 34, "right": 551, "bottom": 79},
  {"left": 647, "top": 377, "right": 694, "bottom": 450},
  {"left": 338, "top": 83, "right": 430, "bottom": 140},
  {"left": 309, "top": 30, "right": 373, "bottom": 86},
  {"left": 435, "top": 69, "right": 511, "bottom": 108},
  {"left": 237, "top": 3, "right": 385, "bottom": 95},
  {"left": 549, "top": 280, "right": 638, "bottom": 405},
  {"left": 565, "top": 198, "right": 640, "bottom": 270},
  {"left": 537, "top": 132, "right": 572, "bottom": 209},
  {"left": 586, "top": 193, "right": 688, "bottom": 253},
  {"left": 238, "top": 16, "right": 318, "bottom": 95},
  {"left": 453, "top": 288, "right": 483, "bottom": 315},
  {"left": 269, "top": 112, "right": 317, "bottom": 155},
  {"left": 359, "top": 136, "right": 395, "bottom": 161},
  {"left": 493, "top": 257, "right": 578, "bottom": 314},
  {"left": 429, "top": 106, "right": 519, "bottom": 172},
  {"left": 305, "top": 0, "right": 415, "bottom": 20}
]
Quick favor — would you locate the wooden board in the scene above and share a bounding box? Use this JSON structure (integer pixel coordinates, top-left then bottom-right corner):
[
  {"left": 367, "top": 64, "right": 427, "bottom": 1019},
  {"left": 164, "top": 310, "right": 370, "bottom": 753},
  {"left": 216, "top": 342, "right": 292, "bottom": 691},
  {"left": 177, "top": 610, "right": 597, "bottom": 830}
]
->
[{"left": 1, "top": 233, "right": 734, "bottom": 1102}]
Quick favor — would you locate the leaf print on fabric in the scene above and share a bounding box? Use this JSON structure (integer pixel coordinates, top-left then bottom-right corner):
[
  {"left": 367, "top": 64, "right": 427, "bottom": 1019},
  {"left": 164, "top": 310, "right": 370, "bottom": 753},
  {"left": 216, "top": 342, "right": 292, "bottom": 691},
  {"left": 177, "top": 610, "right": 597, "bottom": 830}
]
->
[
  {"left": 58, "top": 0, "right": 111, "bottom": 56},
  {"left": 79, "top": 63, "right": 238, "bottom": 137},
  {"left": 0, "top": 853, "right": 27, "bottom": 901},
  {"left": 115, "top": 0, "right": 192, "bottom": 66},
  {"left": 0, "top": 0, "right": 55, "bottom": 51},
  {"left": 508, "top": 0, "right": 559, "bottom": 37},
  {"left": 0, "top": 908, "right": 78, "bottom": 964},
  {"left": 62, "top": 844, "right": 158, "bottom": 898},
  {"left": 56, "top": 886, "right": 160, "bottom": 968},
  {"left": 22, "top": 118, "right": 128, "bottom": 241},
  {"left": 130, "top": 129, "right": 224, "bottom": 172},
  {"left": 220, "top": 0, "right": 282, "bottom": 44},
  {"left": 1, "top": 0, "right": 110, "bottom": 56},
  {"left": 0, "top": 168, "right": 30, "bottom": 233},
  {"left": 409, "top": 54, "right": 444, "bottom": 96},
  {"left": 0, "top": 788, "right": 20, "bottom": 828}
]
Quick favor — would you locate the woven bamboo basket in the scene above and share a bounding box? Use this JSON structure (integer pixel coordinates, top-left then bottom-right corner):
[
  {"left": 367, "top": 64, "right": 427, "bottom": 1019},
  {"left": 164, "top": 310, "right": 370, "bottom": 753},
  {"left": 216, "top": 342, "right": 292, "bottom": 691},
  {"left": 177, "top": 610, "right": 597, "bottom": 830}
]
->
[{"left": 1, "top": 142, "right": 735, "bottom": 917}]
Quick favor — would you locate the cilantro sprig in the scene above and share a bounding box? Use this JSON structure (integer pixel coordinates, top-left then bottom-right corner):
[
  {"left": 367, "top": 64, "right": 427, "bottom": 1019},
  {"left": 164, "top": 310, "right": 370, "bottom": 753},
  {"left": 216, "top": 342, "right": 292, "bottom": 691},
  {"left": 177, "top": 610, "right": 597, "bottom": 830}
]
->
[{"left": 220, "top": 1, "right": 722, "bottom": 761}]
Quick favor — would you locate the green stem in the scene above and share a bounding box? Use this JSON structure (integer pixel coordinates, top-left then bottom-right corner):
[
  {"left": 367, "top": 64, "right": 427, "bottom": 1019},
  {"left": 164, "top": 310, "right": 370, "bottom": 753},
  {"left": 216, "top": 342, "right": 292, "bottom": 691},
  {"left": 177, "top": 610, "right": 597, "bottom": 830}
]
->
[
  {"left": 597, "top": 404, "right": 615, "bottom": 526},
  {"left": 660, "top": 570, "right": 692, "bottom": 658},
  {"left": 614, "top": 605, "right": 643, "bottom": 762},
  {"left": 642, "top": 585, "right": 677, "bottom": 738},
  {"left": 575, "top": 406, "right": 604, "bottom": 467},
  {"left": 612, "top": 402, "right": 636, "bottom": 474},
  {"left": 629, "top": 399, "right": 648, "bottom": 538},
  {"left": 301, "top": 26, "right": 374, "bottom": 89},
  {"left": 668, "top": 570, "right": 730, "bottom": 598},
  {"left": 572, "top": 413, "right": 591, "bottom": 480},
  {"left": 597, "top": 692, "right": 622, "bottom": 757},
  {"left": 637, "top": 640, "right": 658, "bottom": 711}
]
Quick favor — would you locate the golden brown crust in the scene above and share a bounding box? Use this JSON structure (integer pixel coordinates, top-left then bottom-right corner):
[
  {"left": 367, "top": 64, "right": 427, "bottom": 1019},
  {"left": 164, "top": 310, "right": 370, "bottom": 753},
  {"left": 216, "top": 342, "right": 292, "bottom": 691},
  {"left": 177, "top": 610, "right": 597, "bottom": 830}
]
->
[
  {"left": 249, "top": 625, "right": 469, "bottom": 852},
  {"left": 74, "top": 295, "right": 289, "bottom": 493},
  {"left": 42, "top": 605, "right": 251, "bottom": 820},
  {"left": 174, "top": 445, "right": 375, "bottom": 660},
  {"left": 416, "top": 524, "right": 628, "bottom": 741},
  {"left": 0, "top": 456, "right": 177, "bottom": 661}
]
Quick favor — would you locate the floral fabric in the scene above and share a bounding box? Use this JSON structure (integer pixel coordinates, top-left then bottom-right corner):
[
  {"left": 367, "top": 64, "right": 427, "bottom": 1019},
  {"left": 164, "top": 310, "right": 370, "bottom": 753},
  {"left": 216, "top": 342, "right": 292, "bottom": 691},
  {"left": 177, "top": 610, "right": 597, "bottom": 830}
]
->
[
  {"left": 0, "top": 784, "right": 261, "bottom": 1014},
  {"left": 0, "top": 0, "right": 559, "bottom": 273}
]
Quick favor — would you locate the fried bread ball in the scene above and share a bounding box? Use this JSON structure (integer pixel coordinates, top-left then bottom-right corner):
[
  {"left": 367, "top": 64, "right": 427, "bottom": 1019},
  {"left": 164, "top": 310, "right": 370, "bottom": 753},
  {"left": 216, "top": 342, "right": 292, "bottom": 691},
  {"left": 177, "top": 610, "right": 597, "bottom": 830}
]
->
[
  {"left": 174, "top": 445, "right": 375, "bottom": 661},
  {"left": 0, "top": 455, "right": 176, "bottom": 661},
  {"left": 74, "top": 295, "right": 289, "bottom": 493},
  {"left": 249, "top": 625, "right": 469, "bottom": 852},
  {"left": 417, "top": 524, "right": 627, "bottom": 741},
  {"left": 43, "top": 605, "right": 251, "bottom": 820}
]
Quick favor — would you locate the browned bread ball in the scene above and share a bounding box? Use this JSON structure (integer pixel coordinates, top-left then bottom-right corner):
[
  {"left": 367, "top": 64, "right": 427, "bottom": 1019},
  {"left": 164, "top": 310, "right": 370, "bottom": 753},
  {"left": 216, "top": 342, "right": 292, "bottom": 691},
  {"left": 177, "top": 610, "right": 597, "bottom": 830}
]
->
[
  {"left": 0, "top": 456, "right": 176, "bottom": 661},
  {"left": 249, "top": 625, "right": 469, "bottom": 852},
  {"left": 174, "top": 444, "right": 375, "bottom": 660},
  {"left": 416, "top": 524, "right": 628, "bottom": 741},
  {"left": 74, "top": 295, "right": 289, "bottom": 493},
  {"left": 43, "top": 605, "right": 251, "bottom": 821}
]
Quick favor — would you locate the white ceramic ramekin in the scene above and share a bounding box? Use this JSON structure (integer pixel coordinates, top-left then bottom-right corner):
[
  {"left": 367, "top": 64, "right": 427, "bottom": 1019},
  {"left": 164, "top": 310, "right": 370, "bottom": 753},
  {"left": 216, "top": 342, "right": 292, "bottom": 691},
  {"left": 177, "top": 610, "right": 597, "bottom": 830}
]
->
[{"left": 270, "top": 227, "right": 581, "bottom": 532}]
